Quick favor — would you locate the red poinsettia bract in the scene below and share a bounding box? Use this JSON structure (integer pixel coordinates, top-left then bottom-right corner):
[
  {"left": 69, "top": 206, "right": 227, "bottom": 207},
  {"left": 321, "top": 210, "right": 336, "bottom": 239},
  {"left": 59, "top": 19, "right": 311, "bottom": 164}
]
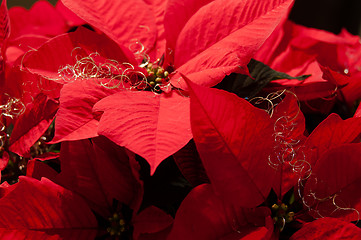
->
[
  {"left": 0, "top": 0, "right": 85, "bottom": 169},
  {"left": 5, "top": 136, "right": 172, "bottom": 239},
  {"left": 168, "top": 76, "right": 361, "bottom": 239},
  {"left": 0, "top": 177, "right": 98, "bottom": 239},
  {"left": 255, "top": 19, "right": 361, "bottom": 110},
  {"left": 22, "top": 0, "right": 294, "bottom": 173}
]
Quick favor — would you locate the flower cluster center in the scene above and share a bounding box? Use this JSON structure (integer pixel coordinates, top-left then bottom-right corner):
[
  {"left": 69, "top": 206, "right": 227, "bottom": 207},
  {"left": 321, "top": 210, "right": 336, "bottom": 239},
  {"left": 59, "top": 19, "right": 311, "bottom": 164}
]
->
[
  {"left": 271, "top": 202, "right": 295, "bottom": 232},
  {"left": 144, "top": 63, "right": 170, "bottom": 93},
  {"left": 107, "top": 212, "right": 128, "bottom": 237}
]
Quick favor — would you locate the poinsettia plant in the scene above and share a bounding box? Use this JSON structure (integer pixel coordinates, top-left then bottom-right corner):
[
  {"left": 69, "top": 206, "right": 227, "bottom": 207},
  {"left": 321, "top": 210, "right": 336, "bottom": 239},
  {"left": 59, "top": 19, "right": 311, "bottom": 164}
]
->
[
  {"left": 168, "top": 76, "right": 361, "bottom": 239},
  {"left": 0, "top": 0, "right": 360, "bottom": 239},
  {"left": 20, "top": 0, "right": 294, "bottom": 174}
]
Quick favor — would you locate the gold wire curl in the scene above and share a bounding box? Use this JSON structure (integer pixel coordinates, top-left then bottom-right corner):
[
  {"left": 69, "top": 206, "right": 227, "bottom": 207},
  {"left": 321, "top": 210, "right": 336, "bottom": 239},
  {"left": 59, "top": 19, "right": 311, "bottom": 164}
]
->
[
  {"left": 299, "top": 177, "right": 360, "bottom": 222},
  {"left": 0, "top": 94, "right": 26, "bottom": 149}
]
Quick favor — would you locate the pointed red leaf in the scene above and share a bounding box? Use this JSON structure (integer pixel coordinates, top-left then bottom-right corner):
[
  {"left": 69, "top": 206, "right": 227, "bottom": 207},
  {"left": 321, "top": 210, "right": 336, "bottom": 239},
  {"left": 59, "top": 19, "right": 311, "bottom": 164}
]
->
[
  {"left": 2, "top": 67, "right": 61, "bottom": 106},
  {"left": 270, "top": 93, "right": 307, "bottom": 197},
  {"left": 146, "top": 0, "right": 167, "bottom": 60},
  {"left": 185, "top": 75, "right": 276, "bottom": 207},
  {"left": 0, "top": 229, "right": 97, "bottom": 240},
  {"left": 303, "top": 144, "right": 361, "bottom": 221},
  {"left": 93, "top": 90, "right": 192, "bottom": 174},
  {"left": 168, "top": 184, "right": 273, "bottom": 240},
  {"left": 170, "top": 0, "right": 294, "bottom": 88},
  {"left": 61, "top": 0, "right": 158, "bottom": 55},
  {"left": 320, "top": 65, "right": 349, "bottom": 87},
  {"left": 9, "top": 94, "right": 58, "bottom": 156},
  {"left": 6, "top": 35, "right": 50, "bottom": 69},
  {"left": 0, "top": 177, "right": 97, "bottom": 230},
  {"left": 0, "top": 0, "right": 9, "bottom": 48},
  {"left": 26, "top": 159, "right": 59, "bottom": 181},
  {"left": 55, "top": 1, "right": 86, "bottom": 27},
  {"left": 290, "top": 218, "right": 361, "bottom": 240},
  {"left": 22, "top": 27, "right": 136, "bottom": 81},
  {"left": 56, "top": 137, "right": 143, "bottom": 217},
  {"left": 51, "top": 79, "right": 120, "bottom": 143},
  {"left": 0, "top": 0, "right": 9, "bottom": 75},
  {"left": 304, "top": 114, "right": 361, "bottom": 167},
  {"left": 164, "top": 0, "right": 213, "bottom": 51},
  {"left": 271, "top": 93, "right": 305, "bottom": 139}
]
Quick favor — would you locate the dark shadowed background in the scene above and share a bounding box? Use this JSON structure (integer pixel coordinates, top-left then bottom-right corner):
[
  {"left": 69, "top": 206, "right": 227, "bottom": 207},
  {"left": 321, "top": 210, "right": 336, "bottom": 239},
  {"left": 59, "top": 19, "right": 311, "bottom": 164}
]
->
[{"left": 8, "top": 0, "right": 56, "bottom": 9}]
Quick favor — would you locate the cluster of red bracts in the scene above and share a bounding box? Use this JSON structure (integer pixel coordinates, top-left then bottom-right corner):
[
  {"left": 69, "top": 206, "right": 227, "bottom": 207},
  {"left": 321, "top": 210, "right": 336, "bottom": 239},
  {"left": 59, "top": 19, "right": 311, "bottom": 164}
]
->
[{"left": 0, "top": 0, "right": 361, "bottom": 239}]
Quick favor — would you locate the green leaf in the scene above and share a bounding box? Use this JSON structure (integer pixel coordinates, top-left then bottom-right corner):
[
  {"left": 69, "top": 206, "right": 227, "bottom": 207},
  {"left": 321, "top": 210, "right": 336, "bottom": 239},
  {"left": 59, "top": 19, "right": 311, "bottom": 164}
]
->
[{"left": 215, "top": 59, "right": 311, "bottom": 98}]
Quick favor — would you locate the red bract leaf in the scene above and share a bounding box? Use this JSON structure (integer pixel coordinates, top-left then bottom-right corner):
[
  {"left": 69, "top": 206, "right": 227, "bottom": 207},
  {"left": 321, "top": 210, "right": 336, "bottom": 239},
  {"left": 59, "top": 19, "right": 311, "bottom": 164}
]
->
[
  {"left": 91, "top": 136, "right": 143, "bottom": 211},
  {"left": 0, "top": 0, "right": 9, "bottom": 48},
  {"left": 271, "top": 92, "right": 305, "bottom": 140},
  {"left": 168, "top": 184, "right": 273, "bottom": 240},
  {"left": 256, "top": 20, "right": 361, "bottom": 102},
  {"left": 303, "top": 113, "right": 361, "bottom": 167},
  {"left": 173, "top": 140, "right": 210, "bottom": 187},
  {"left": 26, "top": 159, "right": 59, "bottom": 181},
  {"left": 0, "top": 176, "right": 97, "bottom": 230},
  {"left": 9, "top": 94, "right": 58, "bottom": 156},
  {"left": 0, "top": 230, "right": 60, "bottom": 240},
  {"left": 269, "top": 93, "right": 306, "bottom": 197},
  {"left": 8, "top": 0, "right": 67, "bottom": 38},
  {"left": 22, "top": 27, "right": 136, "bottom": 81},
  {"left": 56, "top": 137, "right": 143, "bottom": 217},
  {"left": 303, "top": 144, "right": 361, "bottom": 221},
  {"left": 170, "top": 0, "right": 294, "bottom": 88},
  {"left": 6, "top": 35, "right": 50, "bottom": 70},
  {"left": 342, "top": 72, "right": 361, "bottom": 105},
  {"left": 290, "top": 218, "right": 361, "bottom": 240},
  {"left": 0, "top": 151, "right": 8, "bottom": 170},
  {"left": 1, "top": 67, "right": 61, "bottom": 106},
  {"left": 93, "top": 90, "right": 191, "bottom": 174},
  {"left": 164, "top": 0, "right": 212, "bottom": 52},
  {"left": 0, "top": 0, "right": 9, "bottom": 75},
  {"left": 51, "top": 79, "right": 119, "bottom": 143},
  {"left": 185, "top": 75, "right": 276, "bottom": 207},
  {"left": 0, "top": 229, "right": 97, "bottom": 240},
  {"left": 60, "top": 0, "right": 158, "bottom": 55},
  {"left": 133, "top": 206, "right": 173, "bottom": 239},
  {"left": 142, "top": 0, "right": 167, "bottom": 60},
  {"left": 55, "top": 1, "right": 86, "bottom": 27},
  {"left": 319, "top": 65, "right": 349, "bottom": 87},
  {"left": 0, "top": 151, "right": 9, "bottom": 182}
]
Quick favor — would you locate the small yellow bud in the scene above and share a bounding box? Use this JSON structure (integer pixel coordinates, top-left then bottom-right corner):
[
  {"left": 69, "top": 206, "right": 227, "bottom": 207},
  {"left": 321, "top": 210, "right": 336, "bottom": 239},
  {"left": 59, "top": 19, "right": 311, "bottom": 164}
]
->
[
  {"left": 285, "top": 212, "right": 295, "bottom": 223},
  {"left": 113, "top": 213, "right": 120, "bottom": 221},
  {"left": 272, "top": 204, "right": 279, "bottom": 211},
  {"left": 110, "top": 229, "right": 116, "bottom": 236},
  {"left": 280, "top": 203, "right": 288, "bottom": 211},
  {"left": 156, "top": 68, "right": 164, "bottom": 77}
]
